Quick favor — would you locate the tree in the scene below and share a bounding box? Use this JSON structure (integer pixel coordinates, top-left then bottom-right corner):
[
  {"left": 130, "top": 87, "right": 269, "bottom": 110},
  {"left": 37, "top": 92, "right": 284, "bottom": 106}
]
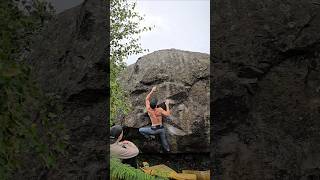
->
[
  {"left": 110, "top": 0, "right": 152, "bottom": 126},
  {"left": 0, "top": 1, "right": 66, "bottom": 179},
  {"left": 109, "top": 0, "right": 156, "bottom": 178}
]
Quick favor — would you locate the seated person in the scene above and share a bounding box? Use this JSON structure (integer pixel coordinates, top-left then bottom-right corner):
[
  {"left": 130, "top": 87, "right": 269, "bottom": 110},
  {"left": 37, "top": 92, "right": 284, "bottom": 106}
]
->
[{"left": 110, "top": 125, "right": 139, "bottom": 168}]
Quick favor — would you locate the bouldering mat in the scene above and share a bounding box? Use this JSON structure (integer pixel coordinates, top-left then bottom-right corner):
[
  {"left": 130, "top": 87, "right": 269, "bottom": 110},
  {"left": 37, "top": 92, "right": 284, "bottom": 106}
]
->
[
  {"left": 182, "top": 170, "right": 210, "bottom": 180},
  {"left": 141, "top": 164, "right": 196, "bottom": 180}
]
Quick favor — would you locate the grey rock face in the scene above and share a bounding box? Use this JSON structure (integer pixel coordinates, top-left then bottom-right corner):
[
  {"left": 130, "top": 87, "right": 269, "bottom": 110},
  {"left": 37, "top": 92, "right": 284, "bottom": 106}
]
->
[
  {"left": 213, "top": 0, "right": 320, "bottom": 179},
  {"left": 119, "top": 49, "right": 210, "bottom": 153},
  {"left": 27, "top": 0, "right": 107, "bottom": 179}
]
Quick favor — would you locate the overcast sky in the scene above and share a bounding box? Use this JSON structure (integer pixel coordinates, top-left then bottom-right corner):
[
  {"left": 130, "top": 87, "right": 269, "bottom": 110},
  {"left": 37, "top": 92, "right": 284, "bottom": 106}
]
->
[
  {"left": 126, "top": 0, "right": 210, "bottom": 65},
  {"left": 46, "top": 0, "right": 210, "bottom": 65}
]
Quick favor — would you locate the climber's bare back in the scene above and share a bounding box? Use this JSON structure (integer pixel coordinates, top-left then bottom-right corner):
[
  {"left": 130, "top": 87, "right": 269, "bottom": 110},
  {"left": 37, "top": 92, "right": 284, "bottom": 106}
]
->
[
  {"left": 145, "top": 86, "right": 171, "bottom": 126},
  {"left": 147, "top": 107, "right": 166, "bottom": 126}
]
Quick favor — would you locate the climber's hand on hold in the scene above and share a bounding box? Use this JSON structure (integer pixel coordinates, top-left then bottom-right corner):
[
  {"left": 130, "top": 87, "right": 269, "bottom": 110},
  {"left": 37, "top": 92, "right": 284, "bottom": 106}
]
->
[
  {"left": 151, "top": 86, "right": 157, "bottom": 92},
  {"left": 165, "top": 99, "right": 170, "bottom": 106},
  {"left": 163, "top": 99, "right": 171, "bottom": 116},
  {"left": 164, "top": 115, "right": 173, "bottom": 122}
]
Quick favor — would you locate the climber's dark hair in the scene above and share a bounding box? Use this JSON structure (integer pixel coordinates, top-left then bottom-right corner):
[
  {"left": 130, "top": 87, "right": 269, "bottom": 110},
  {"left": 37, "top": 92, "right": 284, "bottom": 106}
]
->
[
  {"left": 150, "top": 97, "right": 158, "bottom": 109},
  {"left": 110, "top": 125, "right": 123, "bottom": 144}
]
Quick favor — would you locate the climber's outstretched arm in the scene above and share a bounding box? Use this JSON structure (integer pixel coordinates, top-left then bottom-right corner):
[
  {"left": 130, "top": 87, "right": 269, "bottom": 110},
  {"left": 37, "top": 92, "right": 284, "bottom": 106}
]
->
[
  {"left": 146, "top": 86, "right": 156, "bottom": 109},
  {"left": 161, "top": 100, "right": 171, "bottom": 116}
]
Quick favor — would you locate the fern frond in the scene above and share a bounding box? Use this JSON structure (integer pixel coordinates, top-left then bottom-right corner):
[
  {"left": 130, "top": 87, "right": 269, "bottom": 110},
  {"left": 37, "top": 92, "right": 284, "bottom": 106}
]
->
[{"left": 110, "top": 157, "right": 168, "bottom": 180}]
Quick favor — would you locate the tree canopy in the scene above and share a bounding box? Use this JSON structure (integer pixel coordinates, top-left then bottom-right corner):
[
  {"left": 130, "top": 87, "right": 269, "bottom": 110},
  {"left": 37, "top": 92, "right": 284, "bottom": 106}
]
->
[
  {"left": 110, "top": 0, "right": 152, "bottom": 126},
  {"left": 0, "top": 1, "right": 66, "bottom": 179}
]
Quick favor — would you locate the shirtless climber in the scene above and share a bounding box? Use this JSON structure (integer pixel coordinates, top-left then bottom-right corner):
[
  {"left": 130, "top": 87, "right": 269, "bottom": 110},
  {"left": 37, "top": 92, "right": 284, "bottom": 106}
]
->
[{"left": 138, "top": 86, "right": 171, "bottom": 152}]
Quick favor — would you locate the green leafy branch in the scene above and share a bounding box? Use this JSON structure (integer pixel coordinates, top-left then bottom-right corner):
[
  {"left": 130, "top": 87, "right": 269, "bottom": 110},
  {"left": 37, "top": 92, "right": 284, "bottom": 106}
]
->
[
  {"left": 110, "top": 0, "right": 153, "bottom": 126},
  {"left": 110, "top": 157, "right": 168, "bottom": 180},
  {"left": 0, "top": 1, "right": 66, "bottom": 179}
]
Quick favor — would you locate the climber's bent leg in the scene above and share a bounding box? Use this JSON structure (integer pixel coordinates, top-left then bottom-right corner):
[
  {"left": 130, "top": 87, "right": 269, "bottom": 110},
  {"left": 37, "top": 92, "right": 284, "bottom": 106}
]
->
[
  {"left": 139, "top": 126, "right": 156, "bottom": 139},
  {"left": 158, "top": 128, "right": 170, "bottom": 152}
]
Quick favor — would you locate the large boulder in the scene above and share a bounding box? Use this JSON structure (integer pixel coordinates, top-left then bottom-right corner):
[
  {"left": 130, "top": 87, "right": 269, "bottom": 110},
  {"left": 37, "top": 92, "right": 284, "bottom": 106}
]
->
[
  {"left": 119, "top": 49, "right": 210, "bottom": 153},
  {"left": 27, "top": 0, "right": 107, "bottom": 179},
  {"left": 213, "top": 0, "right": 320, "bottom": 179}
]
